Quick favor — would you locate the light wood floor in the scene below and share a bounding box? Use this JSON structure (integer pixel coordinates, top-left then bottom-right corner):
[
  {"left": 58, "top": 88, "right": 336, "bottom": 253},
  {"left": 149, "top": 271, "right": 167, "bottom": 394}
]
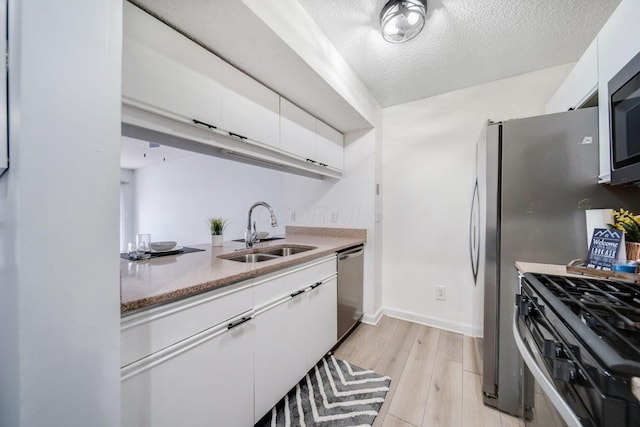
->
[{"left": 333, "top": 316, "right": 525, "bottom": 427}]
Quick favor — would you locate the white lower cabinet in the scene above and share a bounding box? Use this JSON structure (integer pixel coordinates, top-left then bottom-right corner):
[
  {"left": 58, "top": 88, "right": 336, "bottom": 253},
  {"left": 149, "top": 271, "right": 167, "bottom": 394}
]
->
[
  {"left": 305, "top": 277, "right": 338, "bottom": 368},
  {"left": 254, "top": 293, "right": 309, "bottom": 423},
  {"left": 121, "top": 312, "right": 254, "bottom": 427},
  {"left": 121, "top": 255, "right": 338, "bottom": 426},
  {"left": 253, "top": 256, "right": 338, "bottom": 423}
]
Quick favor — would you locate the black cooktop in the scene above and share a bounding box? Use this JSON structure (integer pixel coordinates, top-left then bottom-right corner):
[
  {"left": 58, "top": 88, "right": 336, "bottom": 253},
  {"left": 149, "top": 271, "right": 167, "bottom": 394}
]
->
[{"left": 524, "top": 273, "right": 640, "bottom": 375}]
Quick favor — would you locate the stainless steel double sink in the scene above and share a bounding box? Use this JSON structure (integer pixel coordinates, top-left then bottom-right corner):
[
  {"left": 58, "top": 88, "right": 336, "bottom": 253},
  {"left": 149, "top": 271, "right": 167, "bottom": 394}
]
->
[{"left": 218, "top": 245, "right": 316, "bottom": 263}]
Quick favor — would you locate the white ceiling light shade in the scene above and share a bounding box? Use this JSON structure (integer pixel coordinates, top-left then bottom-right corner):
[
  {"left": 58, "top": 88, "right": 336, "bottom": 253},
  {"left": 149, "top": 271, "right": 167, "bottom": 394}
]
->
[{"left": 380, "top": 0, "right": 427, "bottom": 43}]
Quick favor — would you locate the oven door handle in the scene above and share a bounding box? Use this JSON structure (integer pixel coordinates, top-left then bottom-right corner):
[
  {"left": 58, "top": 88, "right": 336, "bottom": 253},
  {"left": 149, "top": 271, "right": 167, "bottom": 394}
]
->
[{"left": 512, "top": 309, "right": 582, "bottom": 427}]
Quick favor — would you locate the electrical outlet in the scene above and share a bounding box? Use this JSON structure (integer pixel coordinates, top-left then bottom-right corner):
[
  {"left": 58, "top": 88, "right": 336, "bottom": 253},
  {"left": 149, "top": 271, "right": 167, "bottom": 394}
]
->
[
  {"left": 290, "top": 211, "right": 296, "bottom": 221},
  {"left": 330, "top": 212, "right": 337, "bottom": 222},
  {"left": 436, "top": 286, "right": 446, "bottom": 301}
]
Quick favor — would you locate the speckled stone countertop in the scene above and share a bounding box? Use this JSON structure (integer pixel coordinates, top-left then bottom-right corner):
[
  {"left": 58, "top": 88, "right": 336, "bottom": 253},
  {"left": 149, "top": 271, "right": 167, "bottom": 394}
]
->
[
  {"left": 515, "top": 261, "right": 583, "bottom": 277},
  {"left": 120, "top": 227, "right": 366, "bottom": 315}
]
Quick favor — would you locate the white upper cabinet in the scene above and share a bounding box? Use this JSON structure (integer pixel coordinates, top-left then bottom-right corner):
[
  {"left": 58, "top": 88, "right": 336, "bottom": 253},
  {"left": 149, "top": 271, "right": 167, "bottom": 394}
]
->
[
  {"left": 316, "top": 121, "right": 344, "bottom": 171},
  {"left": 122, "top": 2, "right": 343, "bottom": 178},
  {"left": 597, "top": 0, "right": 640, "bottom": 183},
  {"left": 280, "top": 97, "right": 317, "bottom": 161},
  {"left": 545, "top": 38, "right": 598, "bottom": 114},
  {"left": 218, "top": 64, "right": 280, "bottom": 149},
  {"left": 123, "top": 2, "right": 278, "bottom": 148},
  {"left": 122, "top": 23, "right": 222, "bottom": 127},
  {"left": 280, "top": 98, "right": 344, "bottom": 171}
]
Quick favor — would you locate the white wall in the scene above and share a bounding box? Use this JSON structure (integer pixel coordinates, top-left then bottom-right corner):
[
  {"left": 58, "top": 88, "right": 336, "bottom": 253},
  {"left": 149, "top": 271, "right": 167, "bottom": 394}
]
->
[
  {"left": 284, "top": 128, "right": 380, "bottom": 316},
  {"left": 0, "top": 1, "right": 122, "bottom": 426},
  {"left": 131, "top": 154, "right": 287, "bottom": 246},
  {"left": 381, "top": 64, "right": 573, "bottom": 335}
]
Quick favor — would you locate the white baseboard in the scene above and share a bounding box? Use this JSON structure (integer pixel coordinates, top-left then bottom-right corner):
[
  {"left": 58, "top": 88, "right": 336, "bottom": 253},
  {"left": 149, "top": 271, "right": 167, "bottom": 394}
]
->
[
  {"left": 382, "top": 306, "right": 483, "bottom": 337},
  {"left": 361, "top": 307, "right": 383, "bottom": 326}
]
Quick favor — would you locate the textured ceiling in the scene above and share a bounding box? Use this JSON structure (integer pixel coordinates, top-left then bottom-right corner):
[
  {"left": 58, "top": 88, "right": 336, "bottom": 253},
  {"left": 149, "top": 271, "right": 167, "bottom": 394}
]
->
[
  {"left": 128, "top": 0, "right": 621, "bottom": 130},
  {"left": 298, "top": 0, "right": 622, "bottom": 107}
]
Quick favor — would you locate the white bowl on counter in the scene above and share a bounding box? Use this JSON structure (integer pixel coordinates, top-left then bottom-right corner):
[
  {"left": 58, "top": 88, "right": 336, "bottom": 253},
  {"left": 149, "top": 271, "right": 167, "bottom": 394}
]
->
[{"left": 150, "top": 241, "right": 177, "bottom": 251}]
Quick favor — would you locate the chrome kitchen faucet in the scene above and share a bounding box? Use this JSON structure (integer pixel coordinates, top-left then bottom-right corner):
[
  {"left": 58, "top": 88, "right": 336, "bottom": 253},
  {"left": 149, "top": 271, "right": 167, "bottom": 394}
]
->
[{"left": 245, "top": 202, "right": 278, "bottom": 248}]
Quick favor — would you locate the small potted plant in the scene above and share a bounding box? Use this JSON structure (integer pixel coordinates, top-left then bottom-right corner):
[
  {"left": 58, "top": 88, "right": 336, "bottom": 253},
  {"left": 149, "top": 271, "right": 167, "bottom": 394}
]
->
[
  {"left": 610, "top": 208, "right": 640, "bottom": 260},
  {"left": 209, "top": 217, "right": 228, "bottom": 247}
]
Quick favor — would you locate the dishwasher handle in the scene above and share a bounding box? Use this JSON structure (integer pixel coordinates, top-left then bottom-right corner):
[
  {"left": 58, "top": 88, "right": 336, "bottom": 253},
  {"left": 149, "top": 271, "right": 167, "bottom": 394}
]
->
[{"left": 338, "top": 246, "right": 364, "bottom": 260}]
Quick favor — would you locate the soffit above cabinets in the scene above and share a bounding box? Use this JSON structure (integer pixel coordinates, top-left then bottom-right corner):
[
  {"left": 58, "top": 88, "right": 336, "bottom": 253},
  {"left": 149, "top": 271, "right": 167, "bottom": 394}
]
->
[{"left": 129, "top": 0, "right": 621, "bottom": 111}]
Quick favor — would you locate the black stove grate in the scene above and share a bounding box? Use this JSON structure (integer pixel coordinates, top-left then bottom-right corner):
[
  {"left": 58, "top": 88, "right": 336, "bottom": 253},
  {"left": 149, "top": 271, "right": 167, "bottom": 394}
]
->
[{"left": 531, "top": 273, "right": 640, "bottom": 361}]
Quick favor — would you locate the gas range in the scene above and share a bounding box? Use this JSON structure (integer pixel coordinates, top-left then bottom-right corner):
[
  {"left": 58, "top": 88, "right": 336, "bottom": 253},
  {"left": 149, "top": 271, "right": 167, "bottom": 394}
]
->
[{"left": 516, "top": 272, "right": 640, "bottom": 427}]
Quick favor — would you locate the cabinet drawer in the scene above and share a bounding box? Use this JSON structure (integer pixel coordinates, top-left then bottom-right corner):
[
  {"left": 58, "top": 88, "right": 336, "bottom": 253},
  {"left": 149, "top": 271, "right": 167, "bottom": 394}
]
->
[
  {"left": 253, "top": 255, "right": 337, "bottom": 309},
  {"left": 122, "top": 316, "right": 254, "bottom": 427},
  {"left": 121, "top": 281, "right": 253, "bottom": 367}
]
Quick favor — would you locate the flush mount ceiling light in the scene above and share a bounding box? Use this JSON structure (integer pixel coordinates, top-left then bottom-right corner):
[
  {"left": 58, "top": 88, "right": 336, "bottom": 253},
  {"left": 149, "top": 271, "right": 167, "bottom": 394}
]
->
[{"left": 380, "top": 0, "right": 427, "bottom": 43}]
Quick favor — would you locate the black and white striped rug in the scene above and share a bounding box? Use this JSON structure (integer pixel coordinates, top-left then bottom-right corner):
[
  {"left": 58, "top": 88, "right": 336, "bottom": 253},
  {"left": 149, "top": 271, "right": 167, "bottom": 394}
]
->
[{"left": 256, "top": 355, "right": 391, "bottom": 427}]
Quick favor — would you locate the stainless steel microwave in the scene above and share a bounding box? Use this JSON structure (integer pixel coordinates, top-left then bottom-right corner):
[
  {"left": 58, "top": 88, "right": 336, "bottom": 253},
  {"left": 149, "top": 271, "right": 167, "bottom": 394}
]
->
[{"left": 609, "top": 49, "right": 640, "bottom": 185}]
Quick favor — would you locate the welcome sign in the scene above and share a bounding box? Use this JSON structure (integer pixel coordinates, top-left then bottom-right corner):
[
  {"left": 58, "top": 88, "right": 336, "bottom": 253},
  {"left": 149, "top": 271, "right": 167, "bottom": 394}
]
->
[{"left": 586, "top": 228, "right": 624, "bottom": 270}]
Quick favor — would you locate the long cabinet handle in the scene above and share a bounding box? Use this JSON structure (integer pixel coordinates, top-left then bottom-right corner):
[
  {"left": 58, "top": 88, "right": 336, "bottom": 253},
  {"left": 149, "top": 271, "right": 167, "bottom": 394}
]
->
[
  {"left": 310, "top": 281, "right": 322, "bottom": 289},
  {"left": 193, "top": 119, "right": 217, "bottom": 130},
  {"left": 290, "top": 289, "right": 306, "bottom": 298},
  {"left": 228, "top": 131, "right": 247, "bottom": 140},
  {"left": 227, "top": 316, "right": 252, "bottom": 330}
]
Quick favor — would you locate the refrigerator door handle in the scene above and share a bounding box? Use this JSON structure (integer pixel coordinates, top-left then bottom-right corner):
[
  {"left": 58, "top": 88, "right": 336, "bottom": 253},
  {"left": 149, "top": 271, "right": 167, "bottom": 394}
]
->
[{"left": 469, "top": 179, "right": 480, "bottom": 284}]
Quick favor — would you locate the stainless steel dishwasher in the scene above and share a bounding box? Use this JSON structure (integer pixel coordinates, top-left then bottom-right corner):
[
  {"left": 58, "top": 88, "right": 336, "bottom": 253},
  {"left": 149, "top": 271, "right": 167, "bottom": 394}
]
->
[{"left": 336, "top": 244, "right": 364, "bottom": 341}]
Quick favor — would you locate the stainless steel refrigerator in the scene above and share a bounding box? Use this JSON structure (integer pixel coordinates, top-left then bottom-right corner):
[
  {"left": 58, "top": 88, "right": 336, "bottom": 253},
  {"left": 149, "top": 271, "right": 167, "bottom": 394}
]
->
[{"left": 469, "top": 107, "right": 640, "bottom": 416}]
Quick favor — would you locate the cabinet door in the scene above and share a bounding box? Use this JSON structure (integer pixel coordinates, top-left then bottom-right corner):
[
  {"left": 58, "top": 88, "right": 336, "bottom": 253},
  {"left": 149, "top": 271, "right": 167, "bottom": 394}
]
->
[
  {"left": 316, "top": 121, "right": 344, "bottom": 171},
  {"left": 122, "top": 38, "right": 222, "bottom": 127},
  {"left": 253, "top": 293, "right": 308, "bottom": 423},
  {"left": 219, "top": 73, "right": 280, "bottom": 148},
  {"left": 121, "top": 318, "right": 254, "bottom": 427},
  {"left": 305, "top": 277, "right": 338, "bottom": 369},
  {"left": 280, "top": 98, "right": 317, "bottom": 161}
]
